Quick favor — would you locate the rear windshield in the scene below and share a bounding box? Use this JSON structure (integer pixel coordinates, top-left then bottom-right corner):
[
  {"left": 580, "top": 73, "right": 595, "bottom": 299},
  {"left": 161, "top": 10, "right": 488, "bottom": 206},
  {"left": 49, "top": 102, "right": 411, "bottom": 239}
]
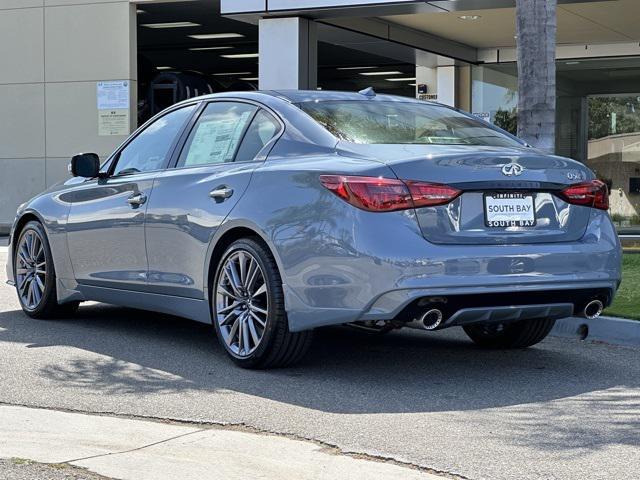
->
[{"left": 298, "top": 100, "right": 522, "bottom": 147}]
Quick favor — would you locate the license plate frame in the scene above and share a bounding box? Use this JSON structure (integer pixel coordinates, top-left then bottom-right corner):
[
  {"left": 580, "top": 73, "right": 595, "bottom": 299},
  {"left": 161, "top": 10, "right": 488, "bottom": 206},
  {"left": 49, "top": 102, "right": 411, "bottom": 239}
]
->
[{"left": 484, "top": 192, "right": 536, "bottom": 228}]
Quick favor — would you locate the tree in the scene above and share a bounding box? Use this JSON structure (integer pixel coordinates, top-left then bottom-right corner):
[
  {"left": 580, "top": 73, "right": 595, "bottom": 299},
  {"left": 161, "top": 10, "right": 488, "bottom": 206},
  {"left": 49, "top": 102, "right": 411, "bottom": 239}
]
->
[
  {"left": 494, "top": 108, "right": 518, "bottom": 135},
  {"left": 515, "top": 0, "right": 557, "bottom": 153}
]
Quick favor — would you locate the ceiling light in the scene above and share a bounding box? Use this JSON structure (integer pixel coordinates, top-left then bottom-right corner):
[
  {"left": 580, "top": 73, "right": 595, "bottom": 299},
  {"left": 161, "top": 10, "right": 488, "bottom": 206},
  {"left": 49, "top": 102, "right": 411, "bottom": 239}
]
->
[
  {"left": 221, "top": 53, "right": 259, "bottom": 59},
  {"left": 566, "top": 61, "right": 581, "bottom": 65},
  {"left": 156, "top": 66, "right": 173, "bottom": 70},
  {"left": 240, "top": 77, "right": 259, "bottom": 81},
  {"left": 212, "top": 72, "right": 252, "bottom": 76},
  {"left": 189, "top": 46, "right": 233, "bottom": 51},
  {"left": 408, "top": 83, "right": 417, "bottom": 86},
  {"left": 359, "top": 71, "right": 403, "bottom": 76},
  {"left": 189, "top": 33, "right": 245, "bottom": 40},
  {"left": 386, "top": 77, "right": 417, "bottom": 82},
  {"left": 136, "top": 9, "right": 146, "bottom": 14},
  {"left": 142, "top": 22, "right": 201, "bottom": 29},
  {"left": 459, "top": 15, "right": 481, "bottom": 20},
  {"left": 337, "top": 66, "right": 378, "bottom": 70}
]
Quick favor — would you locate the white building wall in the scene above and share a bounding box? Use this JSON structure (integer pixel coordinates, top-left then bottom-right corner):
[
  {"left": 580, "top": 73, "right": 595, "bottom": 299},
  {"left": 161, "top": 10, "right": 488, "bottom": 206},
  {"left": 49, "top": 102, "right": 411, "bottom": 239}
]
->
[{"left": 0, "top": 0, "right": 137, "bottom": 231}]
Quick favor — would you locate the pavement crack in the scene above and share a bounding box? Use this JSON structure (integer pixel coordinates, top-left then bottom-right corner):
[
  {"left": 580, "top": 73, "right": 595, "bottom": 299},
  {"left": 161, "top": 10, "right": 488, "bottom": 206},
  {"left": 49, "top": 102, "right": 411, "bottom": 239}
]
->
[
  {"left": 1, "top": 402, "right": 466, "bottom": 479},
  {"left": 59, "top": 428, "right": 207, "bottom": 465}
]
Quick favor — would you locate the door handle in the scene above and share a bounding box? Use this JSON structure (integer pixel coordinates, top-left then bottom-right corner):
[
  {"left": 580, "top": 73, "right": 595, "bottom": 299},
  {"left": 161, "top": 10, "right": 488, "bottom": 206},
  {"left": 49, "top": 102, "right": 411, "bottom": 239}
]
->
[
  {"left": 209, "top": 186, "right": 234, "bottom": 201},
  {"left": 127, "top": 193, "right": 147, "bottom": 207}
]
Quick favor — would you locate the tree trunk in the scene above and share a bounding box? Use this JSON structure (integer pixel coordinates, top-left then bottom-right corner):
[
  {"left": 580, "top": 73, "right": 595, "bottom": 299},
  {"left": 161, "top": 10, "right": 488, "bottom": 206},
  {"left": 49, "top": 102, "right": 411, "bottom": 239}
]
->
[{"left": 515, "top": 0, "right": 557, "bottom": 153}]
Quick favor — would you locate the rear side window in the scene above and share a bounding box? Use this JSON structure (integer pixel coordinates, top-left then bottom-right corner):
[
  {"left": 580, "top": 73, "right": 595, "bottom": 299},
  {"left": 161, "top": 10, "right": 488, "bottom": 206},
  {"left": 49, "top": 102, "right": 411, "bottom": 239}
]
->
[
  {"left": 177, "top": 102, "right": 257, "bottom": 168},
  {"left": 235, "top": 110, "right": 280, "bottom": 162}
]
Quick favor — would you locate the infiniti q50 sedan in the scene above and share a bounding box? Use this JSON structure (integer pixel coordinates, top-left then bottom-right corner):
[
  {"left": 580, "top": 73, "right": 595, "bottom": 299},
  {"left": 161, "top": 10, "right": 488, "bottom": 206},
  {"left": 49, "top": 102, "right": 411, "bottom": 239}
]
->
[{"left": 6, "top": 90, "right": 622, "bottom": 368}]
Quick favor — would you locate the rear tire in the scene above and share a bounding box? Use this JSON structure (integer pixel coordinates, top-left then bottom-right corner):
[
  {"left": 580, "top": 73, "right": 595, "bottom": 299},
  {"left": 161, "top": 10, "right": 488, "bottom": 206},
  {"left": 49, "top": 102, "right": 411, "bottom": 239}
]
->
[
  {"left": 212, "top": 237, "right": 313, "bottom": 369},
  {"left": 463, "top": 318, "right": 556, "bottom": 349},
  {"left": 14, "top": 221, "right": 80, "bottom": 319}
]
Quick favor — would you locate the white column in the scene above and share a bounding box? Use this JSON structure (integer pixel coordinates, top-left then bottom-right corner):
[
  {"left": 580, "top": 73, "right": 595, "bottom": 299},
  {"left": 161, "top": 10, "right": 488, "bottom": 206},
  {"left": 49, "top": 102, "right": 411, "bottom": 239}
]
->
[
  {"left": 436, "top": 66, "right": 456, "bottom": 107},
  {"left": 259, "top": 17, "right": 317, "bottom": 90}
]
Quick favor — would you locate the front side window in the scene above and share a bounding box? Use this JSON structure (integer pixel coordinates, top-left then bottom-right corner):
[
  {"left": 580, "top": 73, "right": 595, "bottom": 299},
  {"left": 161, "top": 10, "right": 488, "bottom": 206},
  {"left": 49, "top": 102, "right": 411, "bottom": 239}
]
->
[
  {"left": 112, "top": 104, "right": 197, "bottom": 176},
  {"left": 299, "top": 100, "right": 522, "bottom": 147},
  {"left": 177, "top": 102, "right": 257, "bottom": 168}
]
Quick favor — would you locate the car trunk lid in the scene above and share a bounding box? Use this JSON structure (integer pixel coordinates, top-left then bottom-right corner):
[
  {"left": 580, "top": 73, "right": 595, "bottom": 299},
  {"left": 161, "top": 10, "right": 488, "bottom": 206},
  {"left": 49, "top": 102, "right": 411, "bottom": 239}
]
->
[{"left": 338, "top": 143, "right": 596, "bottom": 245}]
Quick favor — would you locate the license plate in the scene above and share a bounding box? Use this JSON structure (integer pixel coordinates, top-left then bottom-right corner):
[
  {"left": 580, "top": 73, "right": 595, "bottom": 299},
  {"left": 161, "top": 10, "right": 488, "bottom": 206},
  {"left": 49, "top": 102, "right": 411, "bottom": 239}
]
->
[{"left": 484, "top": 193, "right": 536, "bottom": 227}]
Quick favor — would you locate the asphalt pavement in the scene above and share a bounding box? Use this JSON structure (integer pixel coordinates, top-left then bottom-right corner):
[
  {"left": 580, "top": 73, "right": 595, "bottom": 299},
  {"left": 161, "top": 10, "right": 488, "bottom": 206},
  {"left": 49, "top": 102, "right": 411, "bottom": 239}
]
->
[
  {"left": 0, "top": 459, "right": 109, "bottom": 480},
  {"left": 0, "top": 249, "right": 638, "bottom": 480}
]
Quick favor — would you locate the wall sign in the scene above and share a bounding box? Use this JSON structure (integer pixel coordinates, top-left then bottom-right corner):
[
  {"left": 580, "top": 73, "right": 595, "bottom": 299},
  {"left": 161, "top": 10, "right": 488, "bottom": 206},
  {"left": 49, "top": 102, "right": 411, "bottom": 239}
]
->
[
  {"left": 98, "top": 109, "right": 130, "bottom": 137},
  {"left": 473, "top": 112, "right": 491, "bottom": 123},
  {"left": 97, "top": 81, "right": 130, "bottom": 136}
]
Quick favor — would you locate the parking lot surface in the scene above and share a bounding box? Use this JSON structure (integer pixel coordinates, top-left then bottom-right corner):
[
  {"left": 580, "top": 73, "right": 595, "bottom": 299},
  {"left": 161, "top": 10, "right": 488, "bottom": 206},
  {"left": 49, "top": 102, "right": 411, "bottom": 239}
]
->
[{"left": 0, "top": 250, "right": 638, "bottom": 480}]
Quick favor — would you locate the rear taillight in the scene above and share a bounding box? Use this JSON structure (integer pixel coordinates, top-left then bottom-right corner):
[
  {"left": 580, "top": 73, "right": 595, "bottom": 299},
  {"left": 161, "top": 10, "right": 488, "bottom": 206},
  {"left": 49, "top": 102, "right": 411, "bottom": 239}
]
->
[
  {"left": 558, "top": 180, "right": 609, "bottom": 211},
  {"left": 405, "top": 181, "right": 462, "bottom": 208},
  {"left": 319, "top": 175, "right": 461, "bottom": 212}
]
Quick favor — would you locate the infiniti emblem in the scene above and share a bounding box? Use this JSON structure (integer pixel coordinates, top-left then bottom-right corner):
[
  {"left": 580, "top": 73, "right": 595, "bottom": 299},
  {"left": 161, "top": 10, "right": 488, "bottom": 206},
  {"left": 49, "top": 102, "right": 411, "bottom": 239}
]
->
[{"left": 501, "top": 162, "right": 524, "bottom": 177}]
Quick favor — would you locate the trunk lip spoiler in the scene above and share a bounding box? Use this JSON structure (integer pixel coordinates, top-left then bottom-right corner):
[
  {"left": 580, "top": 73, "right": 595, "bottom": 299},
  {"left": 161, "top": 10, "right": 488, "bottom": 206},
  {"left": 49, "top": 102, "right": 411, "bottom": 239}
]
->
[{"left": 448, "top": 181, "right": 570, "bottom": 191}]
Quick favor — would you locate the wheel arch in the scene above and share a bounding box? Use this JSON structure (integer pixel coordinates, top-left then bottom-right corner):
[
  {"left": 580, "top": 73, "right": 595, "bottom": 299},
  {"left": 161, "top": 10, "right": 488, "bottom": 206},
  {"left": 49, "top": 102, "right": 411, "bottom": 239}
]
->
[
  {"left": 204, "top": 221, "right": 285, "bottom": 307},
  {"left": 11, "top": 211, "right": 46, "bottom": 256}
]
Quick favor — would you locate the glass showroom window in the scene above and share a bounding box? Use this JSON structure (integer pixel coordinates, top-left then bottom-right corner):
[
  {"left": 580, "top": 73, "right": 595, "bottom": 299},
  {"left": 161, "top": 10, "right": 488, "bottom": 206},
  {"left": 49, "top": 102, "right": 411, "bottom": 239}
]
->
[
  {"left": 586, "top": 94, "right": 640, "bottom": 231},
  {"left": 471, "top": 65, "right": 518, "bottom": 135}
]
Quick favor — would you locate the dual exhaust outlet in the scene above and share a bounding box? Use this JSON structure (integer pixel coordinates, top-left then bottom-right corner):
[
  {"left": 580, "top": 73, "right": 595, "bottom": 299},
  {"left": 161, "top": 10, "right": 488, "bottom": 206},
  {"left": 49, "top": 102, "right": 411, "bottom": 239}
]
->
[
  {"left": 412, "top": 298, "right": 604, "bottom": 331},
  {"left": 582, "top": 299, "right": 604, "bottom": 320},
  {"left": 417, "top": 308, "right": 445, "bottom": 330}
]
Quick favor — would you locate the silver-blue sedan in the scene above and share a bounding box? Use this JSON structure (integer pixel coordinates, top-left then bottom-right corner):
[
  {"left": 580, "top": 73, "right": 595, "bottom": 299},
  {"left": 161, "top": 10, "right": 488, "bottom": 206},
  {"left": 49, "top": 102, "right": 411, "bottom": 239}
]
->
[{"left": 5, "top": 90, "right": 622, "bottom": 368}]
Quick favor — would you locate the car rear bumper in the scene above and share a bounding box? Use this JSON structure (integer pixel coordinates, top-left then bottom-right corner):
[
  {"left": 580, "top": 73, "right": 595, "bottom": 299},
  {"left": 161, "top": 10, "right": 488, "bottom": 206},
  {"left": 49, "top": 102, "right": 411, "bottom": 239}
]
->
[
  {"left": 280, "top": 208, "right": 622, "bottom": 332},
  {"left": 360, "top": 283, "right": 617, "bottom": 321},
  {"left": 284, "top": 280, "right": 618, "bottom": 331}
]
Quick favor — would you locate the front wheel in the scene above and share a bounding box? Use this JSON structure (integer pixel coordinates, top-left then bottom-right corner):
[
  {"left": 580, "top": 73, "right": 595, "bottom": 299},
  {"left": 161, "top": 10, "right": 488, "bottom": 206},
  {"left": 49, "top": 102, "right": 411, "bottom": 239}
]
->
[
  {"left": 212, "top": 238, "right": 313, "bottom": 369},
  {"left": 14, "top": 221, "right": 79, "bottom": 319},
  {"left": 463, "top": 318, "right": 556, "bottom": 349}
]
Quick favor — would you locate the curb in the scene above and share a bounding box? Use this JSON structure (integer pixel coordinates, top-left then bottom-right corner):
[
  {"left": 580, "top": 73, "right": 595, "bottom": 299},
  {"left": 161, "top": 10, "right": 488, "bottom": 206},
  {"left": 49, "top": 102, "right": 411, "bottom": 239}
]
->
[
  {"left": 551, "top": 316, "right": 640, "bottom": 347},
  {"left": 0, "top": 405, "right": 447, "bottom": 480}
]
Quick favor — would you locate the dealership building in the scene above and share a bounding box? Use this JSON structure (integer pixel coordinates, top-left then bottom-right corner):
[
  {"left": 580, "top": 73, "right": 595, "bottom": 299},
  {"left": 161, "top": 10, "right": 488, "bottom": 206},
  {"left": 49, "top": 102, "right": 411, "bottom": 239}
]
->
[{"left": 1, "top": 0, "right": 639, "bottom": 232}]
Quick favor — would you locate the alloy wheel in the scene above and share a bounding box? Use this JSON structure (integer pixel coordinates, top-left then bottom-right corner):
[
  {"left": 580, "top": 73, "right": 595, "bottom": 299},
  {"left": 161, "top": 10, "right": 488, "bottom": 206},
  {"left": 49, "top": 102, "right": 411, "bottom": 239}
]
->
[
  {"left": 16, "top": 229, "right": 47, "bottom": 311},
  {"left": 215, "top": 250, "right": 269, "bottom": 357}
]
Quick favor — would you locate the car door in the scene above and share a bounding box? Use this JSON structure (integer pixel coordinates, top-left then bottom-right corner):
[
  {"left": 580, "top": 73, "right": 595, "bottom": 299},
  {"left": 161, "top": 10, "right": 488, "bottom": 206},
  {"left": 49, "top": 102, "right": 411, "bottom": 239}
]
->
[
  {"left": 65, "top": 103, "right": 198, "bottom": 290},
  {"left": 145, "top": 100, "right": 283, "bottom": 298}
]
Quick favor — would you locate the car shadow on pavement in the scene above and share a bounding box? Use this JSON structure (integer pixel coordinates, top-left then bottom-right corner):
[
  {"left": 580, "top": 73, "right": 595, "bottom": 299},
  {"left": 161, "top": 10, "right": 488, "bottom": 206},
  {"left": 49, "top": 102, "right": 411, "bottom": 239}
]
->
[{"left": 1, "top": 303, "right": 638, "bottom": 418}]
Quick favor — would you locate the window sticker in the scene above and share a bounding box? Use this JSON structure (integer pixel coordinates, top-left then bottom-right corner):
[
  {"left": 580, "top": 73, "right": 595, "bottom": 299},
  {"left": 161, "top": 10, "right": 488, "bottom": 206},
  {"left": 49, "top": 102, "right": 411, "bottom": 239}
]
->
[{"left": 184, "top": 111, "right": 252, "bottom": 166}]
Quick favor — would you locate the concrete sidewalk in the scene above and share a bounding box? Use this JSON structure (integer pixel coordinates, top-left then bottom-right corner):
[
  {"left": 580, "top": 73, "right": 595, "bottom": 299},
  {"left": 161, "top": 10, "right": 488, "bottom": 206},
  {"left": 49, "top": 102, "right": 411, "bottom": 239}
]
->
[{"left": 0, "top": 405, "right": 447, "bottom": 480}]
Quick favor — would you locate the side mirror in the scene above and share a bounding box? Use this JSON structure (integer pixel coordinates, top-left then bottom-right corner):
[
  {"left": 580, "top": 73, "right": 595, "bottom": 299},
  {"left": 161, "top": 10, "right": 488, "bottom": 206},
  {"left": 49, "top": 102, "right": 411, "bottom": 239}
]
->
[{"left": 70, "top": 153, "right": 100, "bottom": 178}]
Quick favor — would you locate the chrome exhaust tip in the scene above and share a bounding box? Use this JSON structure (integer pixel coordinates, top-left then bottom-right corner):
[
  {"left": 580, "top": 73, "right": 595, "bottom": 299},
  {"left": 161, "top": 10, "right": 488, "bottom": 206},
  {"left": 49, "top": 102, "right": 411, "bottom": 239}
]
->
[
  {"left": 583, "top": 300, "right": 604, "bottom": 320},
  {"left": 420, "top": 308, "right": 444, "bottom": 330}
]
